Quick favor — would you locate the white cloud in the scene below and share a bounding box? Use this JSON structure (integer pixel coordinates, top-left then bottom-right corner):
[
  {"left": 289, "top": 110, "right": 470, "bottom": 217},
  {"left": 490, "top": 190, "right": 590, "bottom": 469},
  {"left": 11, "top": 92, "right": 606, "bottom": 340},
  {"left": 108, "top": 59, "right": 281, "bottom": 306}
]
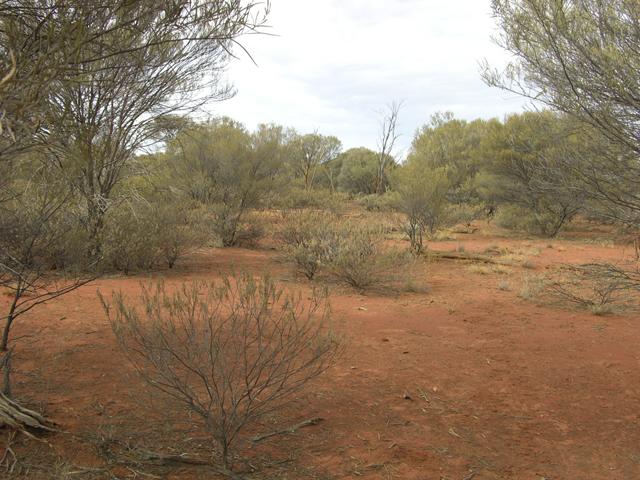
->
[{"left": 211, "top": 0, "right": 527, "bottom": 157}]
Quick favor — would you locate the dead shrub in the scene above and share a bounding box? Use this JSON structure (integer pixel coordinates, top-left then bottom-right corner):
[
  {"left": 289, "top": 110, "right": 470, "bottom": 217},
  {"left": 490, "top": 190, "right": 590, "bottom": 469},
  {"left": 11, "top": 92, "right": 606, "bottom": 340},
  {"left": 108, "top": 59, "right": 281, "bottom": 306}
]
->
[
  {"left": 547, "top": 263, "right": 640, "bottom": 314},
  {"left": 100, "top": 275, "right": 341, "bottom": 470}
]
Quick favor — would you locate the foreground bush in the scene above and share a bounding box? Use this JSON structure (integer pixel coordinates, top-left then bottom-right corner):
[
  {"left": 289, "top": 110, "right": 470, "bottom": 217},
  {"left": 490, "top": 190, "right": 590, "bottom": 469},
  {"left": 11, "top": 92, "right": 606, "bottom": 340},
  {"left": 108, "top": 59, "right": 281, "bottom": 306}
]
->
[{"left": 101, "top": 275, "right": 341, "bottom": 470}]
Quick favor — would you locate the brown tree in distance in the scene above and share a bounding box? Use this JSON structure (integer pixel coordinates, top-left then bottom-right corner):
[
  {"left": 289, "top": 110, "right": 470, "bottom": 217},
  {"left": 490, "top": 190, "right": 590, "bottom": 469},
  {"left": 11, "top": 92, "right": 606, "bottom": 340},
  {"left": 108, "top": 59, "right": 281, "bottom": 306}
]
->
[{"left": 375, "top": 100, "right": 402, "bottom": 194}]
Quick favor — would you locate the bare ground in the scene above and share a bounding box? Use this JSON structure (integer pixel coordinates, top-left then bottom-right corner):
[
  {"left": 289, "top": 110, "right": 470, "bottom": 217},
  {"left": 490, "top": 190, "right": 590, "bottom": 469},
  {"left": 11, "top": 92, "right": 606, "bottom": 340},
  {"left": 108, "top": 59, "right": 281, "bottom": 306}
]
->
[{"left": 2, "top": 224, "right": 640, "bottom": 479}]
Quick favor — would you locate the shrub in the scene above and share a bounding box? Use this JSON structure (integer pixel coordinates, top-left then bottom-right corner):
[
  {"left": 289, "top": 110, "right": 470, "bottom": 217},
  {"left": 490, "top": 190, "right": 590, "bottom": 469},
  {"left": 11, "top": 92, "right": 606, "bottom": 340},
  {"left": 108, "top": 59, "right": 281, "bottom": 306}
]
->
[
  {"left": 154, "top": 203, "right": 208, "bottom": 268},
  {"left": 278, "top": 210, "right": 341, "bottom": 279},
  {"left": 102, "top": 198, "right": 204, "bottom": 273},
  {"left": 101, "top": 275, "right": 341, "bottom": 470},
  {"left": 328, "top": 222, "right": 415, "bottom": 291},
  {"left": 102, "top": 202, "right": 160, "bottom": 274},
  {"left": 393, "top": 165, "right": 454, "bottom": 253},
  {"left": 495, "top": 204, "right": 574, "bottom": 237},
  {"left": 355, "top": 192, "right": 399, "bottom": 212},
  {"left": 274, "top": 187, "right": 349, "bottom": 214},
  {"left": 232, "top": 212, "right": 266, "bottom": 248}
]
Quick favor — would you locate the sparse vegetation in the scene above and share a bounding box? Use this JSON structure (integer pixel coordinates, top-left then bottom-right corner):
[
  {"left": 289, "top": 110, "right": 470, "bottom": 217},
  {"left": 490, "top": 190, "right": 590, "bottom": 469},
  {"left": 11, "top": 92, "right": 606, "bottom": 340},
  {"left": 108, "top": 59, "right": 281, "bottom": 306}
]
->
[
  {"left": 518, "top": 273, "right": 547, "bottom": 301},
  {"left": 546, "top": 264, "right": 640, "bottom": 315},
  {"left": 328, "top": 221, "right": 416, "bottom": 291},
  {"left": 3, "top": 1, "right": 640, "bottom": 477}
]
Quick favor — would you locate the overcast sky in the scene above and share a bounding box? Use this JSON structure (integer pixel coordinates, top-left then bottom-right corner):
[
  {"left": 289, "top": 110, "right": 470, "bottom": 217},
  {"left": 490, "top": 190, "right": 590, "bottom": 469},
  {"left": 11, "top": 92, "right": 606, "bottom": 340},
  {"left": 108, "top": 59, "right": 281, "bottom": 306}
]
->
[{"left": 212, "top": 0, "right": 528, "bottom": 158}]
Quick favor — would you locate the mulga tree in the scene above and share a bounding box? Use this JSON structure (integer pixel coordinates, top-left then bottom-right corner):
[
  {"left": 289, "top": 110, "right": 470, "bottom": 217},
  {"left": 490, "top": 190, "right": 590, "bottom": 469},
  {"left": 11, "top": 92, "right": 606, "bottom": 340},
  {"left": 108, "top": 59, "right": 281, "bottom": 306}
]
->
[
  {"left": 41, "top": 1, "right": 269, "bottom": 257},
  {"left": 165, "top": 118, "right": 286, "bottom": 246},
  {"left": 337, "top": 147, "right": 392, "bottom": 195},
  {"left": 291, "top": 132, "right": 342, "bottom": 190},
  {"left": 476, "top": 111, "right": 587, "bottom": 237},
  {"left": 484, "top": 0, "right": 640, "bottom": 226}
]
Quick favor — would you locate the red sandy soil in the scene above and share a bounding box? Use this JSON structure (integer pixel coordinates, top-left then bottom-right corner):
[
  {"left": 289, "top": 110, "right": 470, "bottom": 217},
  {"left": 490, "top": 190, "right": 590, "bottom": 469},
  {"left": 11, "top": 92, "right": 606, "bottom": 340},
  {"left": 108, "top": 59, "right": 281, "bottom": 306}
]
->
[{"left": 3, "top": 226, "right": 640, "bottom": 479}]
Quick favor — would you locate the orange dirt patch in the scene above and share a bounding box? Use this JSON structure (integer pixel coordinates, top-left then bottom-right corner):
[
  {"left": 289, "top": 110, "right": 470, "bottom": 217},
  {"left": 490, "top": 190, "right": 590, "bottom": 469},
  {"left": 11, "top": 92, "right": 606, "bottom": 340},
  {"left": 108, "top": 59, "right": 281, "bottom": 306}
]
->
[{"left": 3, "top": 230, "right": 640, "bottom": 479}]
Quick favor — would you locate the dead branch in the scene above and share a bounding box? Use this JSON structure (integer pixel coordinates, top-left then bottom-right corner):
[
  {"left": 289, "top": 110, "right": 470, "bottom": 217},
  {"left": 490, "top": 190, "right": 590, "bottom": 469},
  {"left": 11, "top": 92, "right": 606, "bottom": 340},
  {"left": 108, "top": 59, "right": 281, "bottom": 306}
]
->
[
  {"left": 252, "top": 417, "right": 324, "bottom": 443},
  {"left": 131, "top": 449, "right": 247, "bottom": 480},
  {"left": 428, "top": 251, "right": 503, "bottom": 264},
  {"left": 0, "top": 430, "right": 17, "bottom": 474},
  {"left": 0, "top": 393, "right": 55, "bottom": 433}
]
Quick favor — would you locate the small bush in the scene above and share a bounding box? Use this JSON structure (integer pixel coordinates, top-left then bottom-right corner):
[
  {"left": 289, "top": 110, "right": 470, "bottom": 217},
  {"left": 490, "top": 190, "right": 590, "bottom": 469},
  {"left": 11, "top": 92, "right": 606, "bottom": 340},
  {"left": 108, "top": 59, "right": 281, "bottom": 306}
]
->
[
  {"left": 328, "top": 222, "right": 416, "bottom": 291},
  {"left": 518, "top": 273, "right": 547, "bottom": 300},
  {"left": 102, "top": 202, "right": 160, "bottom": 274},
  {"left": 101, "top": 274, "right": 341, "bottom": 470},
  {"left": 278, "top": 210, "right": 341, "bottom": 280},
  {"left": 275, "top": 188, "right": 348, "bottom": 214},
  {"left": 495, "top": 205, "right": 572, "bottom": 237},
  {"left": 355, "top": 192, "right": 400, "bottom": 212},
  {"left": 102, "top": 198, "right": 204, "bottom": 273}
]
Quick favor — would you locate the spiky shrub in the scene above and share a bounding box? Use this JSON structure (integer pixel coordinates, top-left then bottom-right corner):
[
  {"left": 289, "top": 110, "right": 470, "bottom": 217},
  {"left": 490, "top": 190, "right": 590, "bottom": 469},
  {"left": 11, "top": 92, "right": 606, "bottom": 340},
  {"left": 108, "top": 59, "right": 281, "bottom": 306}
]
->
[{"left": 100, "top": 275, "right": 340, "bottom": 470}]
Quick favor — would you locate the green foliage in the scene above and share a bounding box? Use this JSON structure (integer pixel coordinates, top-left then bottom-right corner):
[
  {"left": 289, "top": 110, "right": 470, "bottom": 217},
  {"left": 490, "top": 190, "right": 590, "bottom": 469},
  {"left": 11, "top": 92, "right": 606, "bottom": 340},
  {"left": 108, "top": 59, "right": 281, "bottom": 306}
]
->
[
  {"left": 355, "top": 192, "right": 400, "bottom": 212},
  {"left": 475, "top": 111, "right": 586, "bottom": 237},
  {"left": 101, "top": 198, "right": 204, "bottom": 274},
  {"left": 163, "top": 118, "right": 286, "bottom": 246},
  {"left": 274, "top": 187, "right": 349, "bottom": 214},
  {"left": 279, "top": 211, "right": 341, "bottom": 280},
  {"left": 336, "top": 147, "right": 387, "bottom": 195},
  {"left": 289, "top": 133, "right": 342, "bottom": 190},
  {"left": 408, "top": 113, "right": 495, "bottom": 204},
  {"left": 393, "top": 163, "right": 454, "bottom": 253},
  {"left": 327, "top": 221, "right": 413, "bottom": 290},
  {"left": 494, "top": 204, "right": 574, "bottom": 238},
  {"left": 486, "top": 0, "right": 640, "bottom": 227}
]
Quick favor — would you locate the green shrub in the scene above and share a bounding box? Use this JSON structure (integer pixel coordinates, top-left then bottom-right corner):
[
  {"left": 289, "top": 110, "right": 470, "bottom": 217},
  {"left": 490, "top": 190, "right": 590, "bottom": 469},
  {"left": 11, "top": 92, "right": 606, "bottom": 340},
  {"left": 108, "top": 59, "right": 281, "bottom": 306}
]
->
[
  {"left": 495, "top": 204, "right": 574, "bottom": 237},
  {"left": 355, "top": 192, "right": 399, "bottom": 212},
  {"left": 279, "top": 210, "right": 341, "bottom": 279},
  {"left": 155, "top": 204, "right": 208, "bottom": 268},
  {"left": 274, "top": 187, "right": 348, "bottom": 214},
  {"left": 102, "top": 198, "right": 204, "bottom": 273},
  {"left": 102, "top": 202, "right": 159, "bottom": 274},
  {"left": 328, "top": 222, "right": 414, "bottom": 290}
]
